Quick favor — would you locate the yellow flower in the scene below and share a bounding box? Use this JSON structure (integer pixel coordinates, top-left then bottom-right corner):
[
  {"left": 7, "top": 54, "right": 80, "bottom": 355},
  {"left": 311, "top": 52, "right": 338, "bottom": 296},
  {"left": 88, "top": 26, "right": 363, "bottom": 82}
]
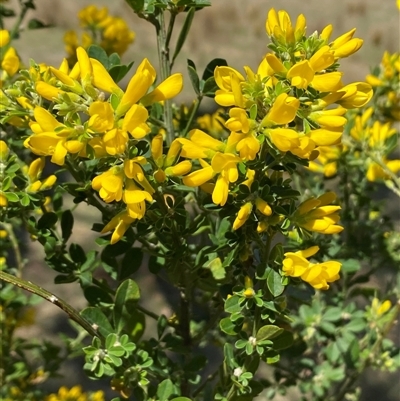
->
[
  {"left": 330, "top": 28, "right": 363, "bottom": 59},
  {"left": 308, "top": 145, "right": 341, "bottom": 177},
  {"left": 0, "top": 139, "right": 9, "bottom": 160},
  {"left": 265, "top": 9, "right": 306, "bottom": 45},
  {"left": 371, "top": 298, "right": 392, "bottom": 316},
  {"left": 283, "top": 246, "right": 341, "bottom": 290},
  {"left": 1, "top": 47, "right": 19, "bottom": 77},
  {"left": 233, "top": 202, "right": 253, "bottom": 230},
  {"left": 101, "top": 211, "right": 136, "bottom": 245},
  {"left": 214, "top": 66, "right": 246, "bottom": 108},
  {"left": 0, "top": 30, "right": 10, "bottom": 47},
  {"left": 293, "top": 191, "right": 344, "bottom": 234},
  {"left": 44, "top": 385, "right": 105, "bottom": 401},
  {"left": 262, "top": 93, "right": 300, "bottom": 126},
  {"left": 92, "top": 167, "right": 124, "bottom": 203},
  {"left": 115, "top": 58, "right": 183, "bottom": 116},
  {"left": 0, "top": 192, "right": 7, "bottom": 207},
  {"left": 366, "top": 159, "right": 400, "bottom": 182}
]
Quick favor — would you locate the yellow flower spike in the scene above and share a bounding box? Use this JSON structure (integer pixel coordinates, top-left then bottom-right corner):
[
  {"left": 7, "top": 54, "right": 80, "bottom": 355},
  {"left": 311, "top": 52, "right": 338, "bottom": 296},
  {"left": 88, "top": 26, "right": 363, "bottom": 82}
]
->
[
  {"left": 255, "top": 198, "right": 272, "bottom": 216},
  {"left": 225, "top": 107, "right": 250, "bottom": 133},
  {"left": 165, "top": 160, "right": 192, "bottom": 177},
  {"left": 123, "top": 179, "right": 153, "bottom": 205},
  {"left": 0, "top": 139, "right": 9, "bottom": 160},
  {"left": 122, "top": 104, "right": 150, "bottom": 139},
  {"left": 35, "top": 81, "right": 66, "bottom": 102},
  {"left": 116, "top": 58, "right": 156, "bottom": 116},
  {"left": 0, "top": 29, "right": 10, "bottom": 47},
  {"left": 0, "top": 192, "right": 7, "bottom": 207},
  {"left": 2, "top": 47, "right": 19, "bottom": 77},
  {"left": 28, "top": 158, "right": 45, "bottom": 181},
  {"left": 141, "top": 73, "right": 183, "bottom": 106},
  {"left": 233, "top": 202, "right": 253, "bottom": 230},
  {"left": 263, "top": 93, "right": 300, "bottom": 126},
  {"left": 88, "top": 101, "right": 115, "bottom": 132}
]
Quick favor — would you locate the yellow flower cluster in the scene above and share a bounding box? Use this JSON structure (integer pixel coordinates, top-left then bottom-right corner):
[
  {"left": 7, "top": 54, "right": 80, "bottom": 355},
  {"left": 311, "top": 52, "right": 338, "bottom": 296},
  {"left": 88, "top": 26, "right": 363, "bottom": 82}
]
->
[
  {"left": 64, "top": 5, "right": 135, "bottom": 67},
  {"left": 283, "top": 245, "right": 341, "bottom": 290},
  {"left": 45, "top": 385, "right": 104, "bottom": 401},
  {"left": 0, "top": 29, "right": 20, "bottom": 87},
  {"left": 366, "top": 51, "right": 400, "bottom": 121},
  {"left": 176, "top": 9, "right": 370, "bottom": 234}
]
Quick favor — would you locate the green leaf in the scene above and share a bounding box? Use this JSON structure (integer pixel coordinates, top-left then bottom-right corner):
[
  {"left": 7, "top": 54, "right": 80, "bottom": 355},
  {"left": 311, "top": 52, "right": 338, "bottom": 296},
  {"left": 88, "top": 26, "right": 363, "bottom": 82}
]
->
[
  {"left": 87, "top": 45, "right": 109, "bottom": 69},
  {"left": 84, "top": 286, "right": 114, "bottom": 306},
  {"left": 61, "top": 209, "right": 74, "bottom": 242},
  {"left": 37, "top": 212, "right": 58, "bottom": 229},
  {"left": 125, "top": 0, "right": 145, "bottom": 12},
  {"left": 345, "top": 318, "right": 365, "bottom": 333},
  {"left": 20, "top": 193, "right": 30, "bottom": 207},
  {"left": 27, "top": 18, "right": 50, "bottom": 29},
  {"left": 201, "top": 77, "right": 218, "bottom": 97},
  {"left": 341, "top": 259, "right": 361, "bottom": 274},
  {"left": 171, "top": 398, "right": 192, "bottom": 401},
  {"left": 80, "top": 307, "right": 114, "bottom": 337},
  {"left": 203, "top": 257, "right": 226, "bottom": 280},
  {"left": 220, "top": 317, "right": 240, "bottom": 335},
  {"left": 224, "top": 295, "right": 242, "bottom": 313},
  {"left": 271, "top": 330, "right": 294, "bottom": 351},
  {"left": 109, "top": 61, "right": 134, "bottom": 83},
  {"left": 119, "top": 248, "right": 143, "bottom": 280},
  {"left": 256, "top": 325, "right": 283, "bottom": 341},
  {"left": 202, "top": 58, "right": 228, "bottom": 81},
  {"left": 172, "top": 7, "right": 195, "bottom": 64},
  {"left": 187, "top": 59, "right": 200, "bottom": 95},
  {"left": 113, "top": 279, "right": 145, "bottom": 338},
  {"left": 157, "top": 379, "right": 179, "bottom": 401},
  {"left": 266, "top": 268, "right": 284, "bottom": 297},
  {"left": 322, "top": 307, "right": 342, "bottom": 322}
]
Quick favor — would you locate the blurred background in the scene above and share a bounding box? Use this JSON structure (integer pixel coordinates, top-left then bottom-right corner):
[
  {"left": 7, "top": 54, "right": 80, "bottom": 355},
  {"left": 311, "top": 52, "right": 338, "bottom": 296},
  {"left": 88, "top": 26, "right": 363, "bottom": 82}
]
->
[{"left": 6, "top": 0, "right": 399, "bottom": 400}]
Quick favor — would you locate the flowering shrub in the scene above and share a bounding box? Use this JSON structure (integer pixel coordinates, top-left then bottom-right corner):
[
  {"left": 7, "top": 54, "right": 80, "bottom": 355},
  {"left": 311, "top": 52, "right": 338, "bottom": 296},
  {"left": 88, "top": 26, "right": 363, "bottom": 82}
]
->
[{"left": 0, "top": 1, "right": 399, "bottom": 400}]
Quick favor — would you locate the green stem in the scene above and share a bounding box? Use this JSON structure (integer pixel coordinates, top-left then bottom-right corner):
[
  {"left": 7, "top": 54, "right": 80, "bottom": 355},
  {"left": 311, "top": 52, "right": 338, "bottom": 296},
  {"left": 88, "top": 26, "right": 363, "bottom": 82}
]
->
[
  {"left": 182, "top": 96, "right": 202, "bottom": 137},
  {"left": 0, "top": 222, "right": 24, "bottom": 278},
  {"left": 155, "top": 10, "right": 175, "bottom": 146},
  {"left": 0, "top": 271, "right": 102, "bottom": 339},
  {"left": 9, "top": 0, "right": 31, "bottom": 41}
]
